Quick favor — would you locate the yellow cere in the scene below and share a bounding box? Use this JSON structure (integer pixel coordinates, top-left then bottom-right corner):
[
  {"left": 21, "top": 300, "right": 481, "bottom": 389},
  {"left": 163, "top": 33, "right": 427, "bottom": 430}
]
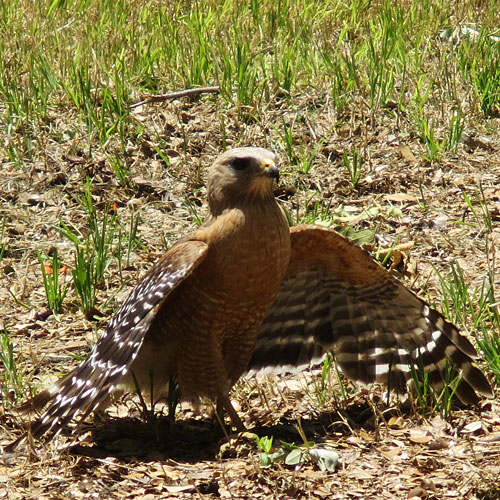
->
[{"left": 262, "top": 158, "right": 275, "bottom": 170}]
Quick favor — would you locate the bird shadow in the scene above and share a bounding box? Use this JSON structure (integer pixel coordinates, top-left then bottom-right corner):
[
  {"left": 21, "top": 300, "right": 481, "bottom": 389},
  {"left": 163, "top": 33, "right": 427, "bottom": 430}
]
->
[{"left": 68, "top": 397, "right": 393, "bottom": 463}]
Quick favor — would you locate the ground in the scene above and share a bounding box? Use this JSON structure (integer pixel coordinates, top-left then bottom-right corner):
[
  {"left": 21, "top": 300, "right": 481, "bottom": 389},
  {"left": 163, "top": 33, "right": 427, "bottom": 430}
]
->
[{"left": 1, "top": 1, "right": 500, "bottom": 499}]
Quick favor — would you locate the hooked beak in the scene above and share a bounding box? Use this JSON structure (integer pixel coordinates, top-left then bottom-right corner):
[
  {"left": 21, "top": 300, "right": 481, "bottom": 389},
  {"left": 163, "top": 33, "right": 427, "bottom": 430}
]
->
[{"left": 262, "top": 158, "right": 279, "bottom": 182}]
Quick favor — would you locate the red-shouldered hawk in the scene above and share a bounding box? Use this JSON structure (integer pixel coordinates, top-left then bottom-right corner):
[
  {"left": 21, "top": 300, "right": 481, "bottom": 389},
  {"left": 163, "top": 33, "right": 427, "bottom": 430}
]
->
[{"left": 11, "top": 147, "right": 492, "bottom": 448}]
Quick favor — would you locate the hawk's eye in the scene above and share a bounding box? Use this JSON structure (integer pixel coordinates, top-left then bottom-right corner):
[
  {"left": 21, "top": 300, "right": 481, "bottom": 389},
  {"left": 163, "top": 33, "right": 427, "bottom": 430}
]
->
[{"left": 231, "top": 157, "right": 251, "bottom": 170}]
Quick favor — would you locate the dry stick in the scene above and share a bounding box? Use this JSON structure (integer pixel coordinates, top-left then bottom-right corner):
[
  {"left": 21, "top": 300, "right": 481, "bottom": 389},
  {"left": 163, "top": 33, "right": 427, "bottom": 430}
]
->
[{"left": 130, "top": 86, "right": 221, "bottom": 109}]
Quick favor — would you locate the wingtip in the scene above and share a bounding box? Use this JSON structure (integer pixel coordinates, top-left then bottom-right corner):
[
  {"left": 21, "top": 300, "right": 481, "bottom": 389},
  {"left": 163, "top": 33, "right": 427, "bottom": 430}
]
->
[
  {"left": 462, "top": 363, "right": 495, "bottom": 400},
  {"left": 3, "top": 433, "right": 27, "bottom": 454},
  {"left": 16, "top": 389, "right": 53, "bottom": 414}
]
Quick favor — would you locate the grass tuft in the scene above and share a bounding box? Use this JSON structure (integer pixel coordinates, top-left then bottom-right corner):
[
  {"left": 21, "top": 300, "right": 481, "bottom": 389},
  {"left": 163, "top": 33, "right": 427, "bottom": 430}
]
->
[
  {"left": 0, "top": 330, "right": 25, "bottom": 407},
  {"left": 37, "top": 249, "right": 69, "bottom": 314}
]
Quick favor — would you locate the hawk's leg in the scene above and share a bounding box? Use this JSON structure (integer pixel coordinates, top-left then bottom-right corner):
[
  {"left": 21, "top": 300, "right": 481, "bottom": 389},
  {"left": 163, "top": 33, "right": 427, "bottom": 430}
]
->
[{"left": 216, "top": 394, "right": 246, "bottom": 433}]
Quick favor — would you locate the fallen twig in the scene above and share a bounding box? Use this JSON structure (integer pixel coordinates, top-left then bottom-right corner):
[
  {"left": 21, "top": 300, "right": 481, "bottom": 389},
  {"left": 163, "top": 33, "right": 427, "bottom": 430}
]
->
[{"left": 131, "top": 86, "right": 221, "bottom": 108}]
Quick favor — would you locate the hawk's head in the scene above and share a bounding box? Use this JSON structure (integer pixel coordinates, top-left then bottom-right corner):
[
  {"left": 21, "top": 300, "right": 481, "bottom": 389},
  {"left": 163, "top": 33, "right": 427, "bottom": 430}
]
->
[{"left": 207, "top": 147, "right": 279, "bottom": 213}]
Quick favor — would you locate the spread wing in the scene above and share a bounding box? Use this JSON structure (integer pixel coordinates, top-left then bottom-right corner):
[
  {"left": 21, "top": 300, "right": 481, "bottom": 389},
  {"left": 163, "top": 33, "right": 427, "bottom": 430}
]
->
[
  {"left": 22, "top": 240, "right": 208, "bottom": 440},
  {"left": 248, "top": 225, "right": 492, "bottom": 404}
]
